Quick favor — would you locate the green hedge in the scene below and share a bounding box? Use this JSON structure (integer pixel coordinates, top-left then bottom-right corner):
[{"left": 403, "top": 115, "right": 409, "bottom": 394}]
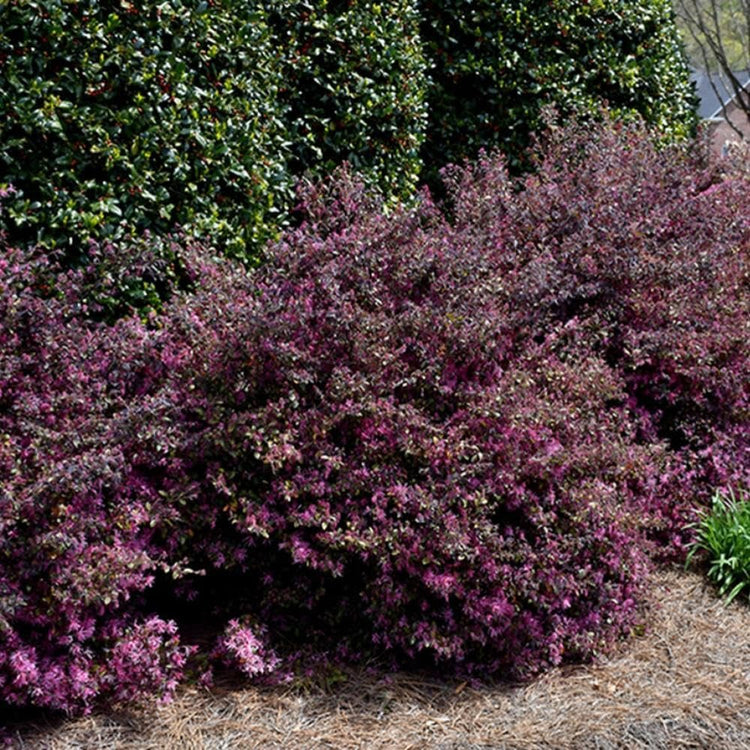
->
[
  {"left": 0, "top": 0, "right": 698, "bottom": 269},
  {"left": 265, "top": 0, "right": 428, "bottom": 201},
  {"left": 0, "top": 0, "right": 289, "bottom": 259},
  {"left": 418, "top": 0, "right": 698, "bottom": 178}
]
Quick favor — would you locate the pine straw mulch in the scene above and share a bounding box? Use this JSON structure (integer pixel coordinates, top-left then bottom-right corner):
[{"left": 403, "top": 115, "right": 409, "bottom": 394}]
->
[{"left": 7, "top": 566, "right": 750, "bottom": 750}]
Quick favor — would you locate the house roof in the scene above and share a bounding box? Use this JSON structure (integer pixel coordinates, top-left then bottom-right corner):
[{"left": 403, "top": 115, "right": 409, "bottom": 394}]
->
[{"left": 691, "top": 70, "right": 750, "bottom": 119}]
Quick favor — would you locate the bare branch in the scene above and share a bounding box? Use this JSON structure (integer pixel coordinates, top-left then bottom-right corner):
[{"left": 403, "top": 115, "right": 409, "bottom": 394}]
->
[{"left": 674, "top": 0, "right": 750, "bottom": 134}]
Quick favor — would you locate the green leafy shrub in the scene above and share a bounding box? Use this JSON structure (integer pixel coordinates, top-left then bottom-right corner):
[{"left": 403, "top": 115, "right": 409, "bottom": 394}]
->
[
  {"left": 0, "top": 0, "right": 289, "bottom": 259},
  {"left": 419, "top": 0, "right": 698, "bottom": 179},
  {"left": 265, "top": 0, "right": 428, "bottom": 200},
  {"left": 687, "top": 487, "right": 750, "bottom": 604}
]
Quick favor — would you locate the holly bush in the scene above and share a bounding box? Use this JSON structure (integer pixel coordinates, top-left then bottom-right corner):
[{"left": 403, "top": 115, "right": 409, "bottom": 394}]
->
[
  {"left": 264, "top": 0, "right": 428, "bottom": 201},
  {"left": 0, "top": 0, "right": 428, "bottom": 268},
  {"left": 0, "top": 0, "right": 289, "bottom": 260},
  {"left": 418, "top": 0, "right": 698, "bottom": 180},
  {"left": 1, "top": 115, "right": 747, "bottom": 714},
  {"left": 0, "top": 0, "right": 701, "bottom": 295}
]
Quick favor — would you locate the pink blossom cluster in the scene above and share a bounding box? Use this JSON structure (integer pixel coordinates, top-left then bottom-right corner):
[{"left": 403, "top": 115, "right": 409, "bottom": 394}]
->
[{"left": 212, "top": 619, "right": 280, "bottom": 678}]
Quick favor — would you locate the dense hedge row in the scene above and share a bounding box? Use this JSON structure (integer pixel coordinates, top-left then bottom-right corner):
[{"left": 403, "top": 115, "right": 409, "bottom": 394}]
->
[
  {"left": 1, "top": 118, "right": 747, "bottom": 713},
  {"left": 419, "top": 0, "right": 698, "bottom": 177},
  {"left": 265, "top": 0, "right": 428, "bottom": 200},
  {"left": 0, "top": 0, "right": 290, "bottom": 258},
  {"left": 1, "top": 0, "right": 697, "bottom": 271},
  {"left": 0, "top": 0, "right": 430, "bottom": 264}
]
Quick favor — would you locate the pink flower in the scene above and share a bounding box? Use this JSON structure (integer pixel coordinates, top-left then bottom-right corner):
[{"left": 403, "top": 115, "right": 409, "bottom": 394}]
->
[{"left": 10, "top": 649, "right": 39, "bottom": 689}]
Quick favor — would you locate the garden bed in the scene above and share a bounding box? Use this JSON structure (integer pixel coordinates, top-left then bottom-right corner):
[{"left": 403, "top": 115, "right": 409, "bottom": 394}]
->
[{"left": 10, "top": 567, "right": 749, "bottom": 749}]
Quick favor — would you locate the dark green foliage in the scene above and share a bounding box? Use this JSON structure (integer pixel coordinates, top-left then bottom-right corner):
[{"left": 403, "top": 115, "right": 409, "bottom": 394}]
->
[
  {"left": 265, "top": 0, "right": 428, "bottom": 200},
  {"left": 419, "top": 0, "right": 699, "bottom": 178},
  {"left": 0, "top": 0, "right": 289, "bottom": 259},
  {"left": 0, "top": 0, "right": 698, "bottom": 273}
]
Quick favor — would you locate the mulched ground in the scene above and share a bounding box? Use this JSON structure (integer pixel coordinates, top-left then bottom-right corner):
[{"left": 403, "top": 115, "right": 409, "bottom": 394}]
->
[{"left": 7, "top": 566, "right": 750, "bottom": 749}]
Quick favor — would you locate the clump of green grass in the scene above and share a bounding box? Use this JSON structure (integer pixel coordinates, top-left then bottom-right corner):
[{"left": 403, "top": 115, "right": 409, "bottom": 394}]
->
[{"left": 686, "top": 487, "right": 750, "bottom": 605}]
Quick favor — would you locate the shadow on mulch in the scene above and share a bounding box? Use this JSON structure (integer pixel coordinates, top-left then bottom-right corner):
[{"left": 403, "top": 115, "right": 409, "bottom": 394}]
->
[{"left": 6, "top": 566, "right": 750, "bottom": 749}]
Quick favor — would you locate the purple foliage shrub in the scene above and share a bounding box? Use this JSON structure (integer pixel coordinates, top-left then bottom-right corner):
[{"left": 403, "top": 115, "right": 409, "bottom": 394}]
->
[
  {"left": 149, "top": 117, "right": 747, "bottom": 675},
  {"left": 0, "top": 242, "right": 192, "bottom": 713},
  {"left": 1, "top": 115, "right": 747, "bottom": 711}
]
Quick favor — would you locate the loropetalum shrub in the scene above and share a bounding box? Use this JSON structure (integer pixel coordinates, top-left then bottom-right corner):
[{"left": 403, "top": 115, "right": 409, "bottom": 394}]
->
[
  {"left": 0, "top": 0, "right": 289, "bottom": 260},
  {"left": 513, "top": 116, "right": 749, "bottom": 515},
  {"left": 418, "top": 0, "right": 698, "bottom": 179},
  {"left": 0, "top": 241, "right": 193, "bottom": 713},
  {"left": 150, "top": 117, "right": 746, "bottom": 670},
  {"left": 211, "top": 619, "right": 281, "bottom": 680},
  {"left": 1, "top": 115, "right": 747, "bottom": 713},
  {"left": 264, "top": 0, "right": 428, "bottom": 201}
]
